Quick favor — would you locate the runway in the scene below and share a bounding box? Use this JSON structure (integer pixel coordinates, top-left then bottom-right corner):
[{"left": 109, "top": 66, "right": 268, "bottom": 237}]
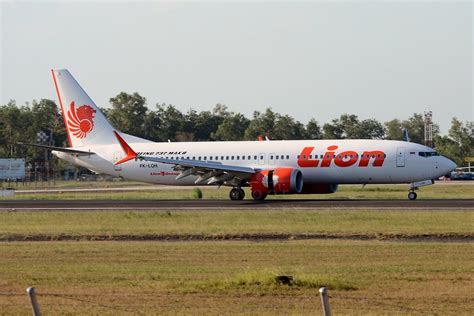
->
[{"left": 0, "top": 199, "right": 473, "bottom": 211}]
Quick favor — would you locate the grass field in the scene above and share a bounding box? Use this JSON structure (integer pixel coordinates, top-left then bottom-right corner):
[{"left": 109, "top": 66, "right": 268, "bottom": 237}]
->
[
  {"left": 0, "top": 240, "right": 472, "bottom": 315},
  {"left": 0, "top": 209, "right": 473, "bottom": 237},
  {"left": 1, "top": 181, "right": 472, "bottom": 314},
  {"left": 2, "top": 182, "right": 473, "bottom": 200},
  {"left": 0, "top": 208, "right": 473, "bottom": 314}
]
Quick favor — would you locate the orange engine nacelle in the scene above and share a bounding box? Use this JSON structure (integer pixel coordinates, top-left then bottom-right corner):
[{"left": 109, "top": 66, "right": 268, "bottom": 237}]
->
[{"left": 250, "top": 168, "right": 303, "bottom": 199}]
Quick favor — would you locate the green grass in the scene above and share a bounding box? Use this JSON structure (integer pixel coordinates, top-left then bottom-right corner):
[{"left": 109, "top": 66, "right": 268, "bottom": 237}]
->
[
  {"left": 0, "top": 209, "right": 472, "bottom": 237},
  {"left": 0, "top": 240, "right": 472, "bottom": 314},
  {"left": 2, "top": 183, "right": 473, "bottom": 200},
  {"left": 1, "top": 180, "right": 148, "bottom": 190}
]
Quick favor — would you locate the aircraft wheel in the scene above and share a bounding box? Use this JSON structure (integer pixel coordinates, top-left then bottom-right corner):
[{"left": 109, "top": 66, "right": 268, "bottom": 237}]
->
[
  {"left": 251, "top": 190, "right": 267, "bottom": 201},
  {"left": 408, "top": 191, "right": 417, "bottom": 200},
  {"left": 230, "top": 188, "right": 244, "bottom": 201},
  {"left": 237, "top": 188, "right": 245, "bottom": 200}
]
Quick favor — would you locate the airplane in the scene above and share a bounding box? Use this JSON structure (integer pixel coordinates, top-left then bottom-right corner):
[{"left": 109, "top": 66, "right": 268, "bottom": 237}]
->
[{"left": 26, "top": 69, "right": 457, "bottom": 201}]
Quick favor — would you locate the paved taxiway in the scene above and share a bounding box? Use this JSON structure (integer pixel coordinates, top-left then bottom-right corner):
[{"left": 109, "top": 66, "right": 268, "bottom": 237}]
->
[{"left": 0, "top": 199, "right": 472, "bottom": 211}]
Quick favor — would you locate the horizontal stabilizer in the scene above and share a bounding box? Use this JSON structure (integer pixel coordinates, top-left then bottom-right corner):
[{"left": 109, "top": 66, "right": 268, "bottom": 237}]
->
[{"left": 16, "top": 142, "right": 94, "bottom": 155}]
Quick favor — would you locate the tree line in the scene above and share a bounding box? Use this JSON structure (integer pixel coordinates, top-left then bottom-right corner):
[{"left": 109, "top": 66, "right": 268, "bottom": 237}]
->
[{"left": 1, "top": 92, "right": 472, "bottom": 166}]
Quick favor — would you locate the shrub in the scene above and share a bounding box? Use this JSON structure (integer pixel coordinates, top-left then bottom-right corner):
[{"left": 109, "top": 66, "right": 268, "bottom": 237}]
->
[{"left": 192, "top": 188, "right": 203, "bottom": 199}]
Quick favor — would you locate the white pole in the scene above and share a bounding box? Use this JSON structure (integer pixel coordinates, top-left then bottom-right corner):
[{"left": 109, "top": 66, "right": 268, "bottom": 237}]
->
[
  {"left": 26, "top": 287, "right": 41, "bottom": 316},
  {"left": 319, "top": 287, "right": 331, "bottom": 316}
]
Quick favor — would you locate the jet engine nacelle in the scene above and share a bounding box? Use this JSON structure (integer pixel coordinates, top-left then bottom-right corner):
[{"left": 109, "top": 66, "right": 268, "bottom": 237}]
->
[
  {"left": 300, "top": 183, "right": 339, "bottom": 194},
  {"left": 250, "top": 168, "right": 303, "bottom": 200}
]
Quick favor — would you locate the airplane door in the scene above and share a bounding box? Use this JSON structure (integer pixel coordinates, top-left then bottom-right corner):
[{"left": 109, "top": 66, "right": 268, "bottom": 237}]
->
[
  {"left": 396, "top": 147, "right": 405, "bottom": 167},
  {"left": 258, "top": 153, "right": 266, "bottom": 165},
  {"left": 113, "top": 151, "right": 123, "bottom": 171},
  {"left": 269, "top": 153, "right": 275, "bottom": 165}
]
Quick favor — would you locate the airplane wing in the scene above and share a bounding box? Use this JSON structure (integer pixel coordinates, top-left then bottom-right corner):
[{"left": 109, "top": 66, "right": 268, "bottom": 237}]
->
[{"left": 113, "top": 131, "right": 257, "bottom": 186}]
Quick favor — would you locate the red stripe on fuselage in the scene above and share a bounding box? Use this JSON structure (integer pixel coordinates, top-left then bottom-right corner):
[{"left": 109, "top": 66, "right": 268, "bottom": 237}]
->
[{"left": 51, "top": 70, "right": 73, "bottom": 147}]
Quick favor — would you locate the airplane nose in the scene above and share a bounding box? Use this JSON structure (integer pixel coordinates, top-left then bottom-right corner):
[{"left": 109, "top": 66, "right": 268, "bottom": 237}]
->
[{"left": 443, "top": 157, "right": 457, "bottom": 175}]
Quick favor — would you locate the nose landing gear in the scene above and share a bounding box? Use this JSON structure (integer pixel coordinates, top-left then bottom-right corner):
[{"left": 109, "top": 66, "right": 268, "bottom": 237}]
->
[
  {"left": 407, "top": 179, "right": 434, "bottom": 200},
  {"left": 408, "top": 191, "right": 417, "bottom": 200},
  {"left": 229, "top": 187, "right": 245, "bottom": 200}
]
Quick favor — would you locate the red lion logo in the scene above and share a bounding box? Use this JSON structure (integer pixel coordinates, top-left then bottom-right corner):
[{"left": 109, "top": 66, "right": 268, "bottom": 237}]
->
[{"left": 67, "top": 101, "right": 96, "bottom": 139}]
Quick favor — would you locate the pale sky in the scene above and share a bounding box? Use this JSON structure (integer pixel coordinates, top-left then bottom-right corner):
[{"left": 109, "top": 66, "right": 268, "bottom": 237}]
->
[{"left": 1, "top": 1, "right": 472, "bottom": 134}]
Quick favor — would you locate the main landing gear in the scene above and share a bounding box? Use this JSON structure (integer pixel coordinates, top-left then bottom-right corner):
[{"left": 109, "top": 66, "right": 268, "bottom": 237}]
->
[{"left": 229, "top": 187, "right": 245, "bottom": 200}]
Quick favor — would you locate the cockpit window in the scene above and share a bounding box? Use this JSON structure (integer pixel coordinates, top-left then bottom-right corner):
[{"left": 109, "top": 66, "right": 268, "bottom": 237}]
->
[{"left": 419, "top": 151, "right": 440, "bottom": 157}]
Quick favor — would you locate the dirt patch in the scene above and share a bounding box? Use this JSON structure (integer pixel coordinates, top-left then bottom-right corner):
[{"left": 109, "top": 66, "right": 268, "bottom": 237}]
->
[{"left": 0, "top": 232, "right": 472, "bottom": 242}]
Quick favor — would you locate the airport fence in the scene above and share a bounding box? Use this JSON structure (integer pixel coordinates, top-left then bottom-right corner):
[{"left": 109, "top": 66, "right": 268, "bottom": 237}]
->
[{"left": 3, "top": 286, "right": 333, "bottom": 316}]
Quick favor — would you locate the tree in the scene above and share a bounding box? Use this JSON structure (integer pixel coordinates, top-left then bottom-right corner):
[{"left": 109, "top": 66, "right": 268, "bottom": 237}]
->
[
  {"left": 355, "top": 119, "right": 385, "bottom": 139},
  {"left": 435, "top": 118, "right": 474, "bottom": 166},
  {"left": 213, "top": 113, "right": 250, "bottom": 141},
  {"left": 244, "top": 108, "right": 278, "bottom": 140},
  {"left": 400, "top": 113, "right": 425, "bottom": 144},
  {"left": 183, "top": 109, "right": 223, "bottom": 141},
  {"left": 31, "top": 99, "right": 67, "bottom": 146},
  {"left": 305, "top": 119, "right": 322, "bottom": 139},
  {"left": 273, "top": 114, "right": 306, "bottom": 140},
  {"left": 384, "top": 119, "right": 403, "bottom": 140},
  {"left": 108, "top": 92, "right": 148, "bottom": 137},
  {"left": 322, "top": 114, "right": 384, "bottom": 139},
  {"left": 243, "top": 108, "right": 306, "bottom": 140},
  {"left": 152, "top": 103, "right": 185, "bottom": 141},
  {"left": 322, "top": 121, "right": 344, "bottom": 139}
]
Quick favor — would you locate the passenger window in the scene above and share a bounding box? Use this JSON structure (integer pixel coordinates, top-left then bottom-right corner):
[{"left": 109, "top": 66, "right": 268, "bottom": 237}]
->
[
  {"left": 204, "top": 156, "right": 207, "bottom": 160},
  {"left": 254, "top": 155, "right": 257, "bottom": 160},
  {"left": 248, "top": 155, "right": 251, "bottom": 160},
  {"left": 231, "top": 156, "right": 234, "bottom": 160},
  {"left": 198, "top": 157, "right": 201, "bottom": 160},
  {"left": 215, "top": 156, "right": 218, "bottom": 160},
  {"left": 276, "top": 156, "right": 279, "bottom": 160},
  {"left": 226, "top": 156, "right": 229, "bottom": 160},
  {"left": 236, "top": 156, "right": 239, "bottom": 160},
  {"left": 209, "top": 156, "right": 213, "bottom": 160},
  {"left": 270, "top": 155, "right": 273, "bottom": 159},
  {"left": 192, "top": 156, "right": 195, "bottom": 160},
  {"left": 242, "top": 156, "right": 245, "bottom": 160},
  {"left": 286, "top": 155, "right": 289, "bottom": 159},
  {"left": 221, "top": 156, "right": 224, "bottom": 160}
]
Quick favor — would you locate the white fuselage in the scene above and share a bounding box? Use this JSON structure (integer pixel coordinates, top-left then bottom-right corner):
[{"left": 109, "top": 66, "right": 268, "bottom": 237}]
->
[{"left": 54, "top": 138, "right": 456, "bottom": 186}]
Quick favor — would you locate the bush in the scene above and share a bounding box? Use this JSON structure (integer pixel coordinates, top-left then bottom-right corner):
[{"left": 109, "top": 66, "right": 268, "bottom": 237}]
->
[{"left": 192, "top": 188, "right": 203, "bottom": 199}]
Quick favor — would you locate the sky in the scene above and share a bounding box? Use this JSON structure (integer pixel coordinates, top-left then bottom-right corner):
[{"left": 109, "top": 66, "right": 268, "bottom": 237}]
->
[{"left": 1, "top": 1, "right": 472, "bottom": 134}]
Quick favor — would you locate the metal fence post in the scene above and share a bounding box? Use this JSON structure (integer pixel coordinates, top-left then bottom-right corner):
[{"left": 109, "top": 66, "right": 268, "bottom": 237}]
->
[
  {"left": 319, "top": 287, "right": 331, "bottom": 316},
  {"left": 26, "top": 287, "right": 41, "bottom": 316}
]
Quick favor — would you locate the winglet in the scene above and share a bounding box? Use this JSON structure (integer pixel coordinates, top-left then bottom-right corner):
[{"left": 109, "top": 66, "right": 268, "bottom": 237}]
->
[{"left": 113, "top": 131, "right": 138, "bottom": 165}]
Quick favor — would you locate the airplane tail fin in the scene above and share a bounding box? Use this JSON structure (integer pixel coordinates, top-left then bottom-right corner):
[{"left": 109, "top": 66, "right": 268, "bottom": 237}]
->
[{"left": 51, "top": 69, "right": 116, "bottom": 148}]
